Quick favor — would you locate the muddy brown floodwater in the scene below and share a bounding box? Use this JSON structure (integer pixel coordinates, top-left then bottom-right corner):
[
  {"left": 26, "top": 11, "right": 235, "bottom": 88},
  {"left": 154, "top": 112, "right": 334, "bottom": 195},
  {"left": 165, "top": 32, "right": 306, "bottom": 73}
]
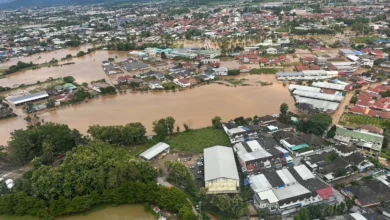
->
[
  {"left": 0, "top": 83, "right": 295, "bottom": 146},
  {"left": 0, "top": 50, "right": 133, "bottom": 87},
  {"left": 0, "top": 44, "right": 99, "bottom": 69},
  {"left": 58, "top": 204, "right": 156, "bottom": 220}
]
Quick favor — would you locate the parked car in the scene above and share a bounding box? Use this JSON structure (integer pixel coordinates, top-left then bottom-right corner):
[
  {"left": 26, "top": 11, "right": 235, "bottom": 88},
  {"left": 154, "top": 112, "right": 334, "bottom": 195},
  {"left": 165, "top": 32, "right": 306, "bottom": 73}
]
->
[{"left": 190, "top": 165, "right": 195, "bottom": 169}]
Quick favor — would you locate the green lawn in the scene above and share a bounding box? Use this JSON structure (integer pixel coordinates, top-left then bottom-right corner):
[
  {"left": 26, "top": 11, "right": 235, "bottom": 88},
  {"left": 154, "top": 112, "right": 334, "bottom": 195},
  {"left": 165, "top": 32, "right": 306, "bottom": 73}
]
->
[
  {"left": 166, "top": 127, "right": 231, "bottom": 153},
  {"left": 339, "top": 114, "right": 385, "bottom": 128}
]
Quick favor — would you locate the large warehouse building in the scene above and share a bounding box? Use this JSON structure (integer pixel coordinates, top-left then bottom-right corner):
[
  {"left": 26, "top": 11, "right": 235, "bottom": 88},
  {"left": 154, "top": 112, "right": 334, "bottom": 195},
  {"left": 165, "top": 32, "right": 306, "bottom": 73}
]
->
[
  {"left": 7, "top": 91, "right": 49, "bottom": 106},
  {"left": 204, "top": 146, "right": 240, "bottom": 194},
  {"left": 249, "top": 165, "right": 334, "bottom": 215}
]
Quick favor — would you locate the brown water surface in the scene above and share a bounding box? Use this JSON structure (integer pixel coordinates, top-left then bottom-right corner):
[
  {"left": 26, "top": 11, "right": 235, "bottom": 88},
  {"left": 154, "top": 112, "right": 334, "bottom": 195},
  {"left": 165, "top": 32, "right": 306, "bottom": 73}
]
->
[
  {"left": 58, "top": 204, "right": 156, "bottom": 220},
  {"left": 0, "top": 50, "right": 132, "bottom": 87},
  {"left": 0, "top": 83, "right": 294, "bottom": 146}
]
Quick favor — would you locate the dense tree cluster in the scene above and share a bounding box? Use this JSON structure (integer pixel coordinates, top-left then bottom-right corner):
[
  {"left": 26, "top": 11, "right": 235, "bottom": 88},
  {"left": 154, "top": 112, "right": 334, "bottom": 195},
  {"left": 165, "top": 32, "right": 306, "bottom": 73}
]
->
[
  {"left": 297, "top": 113, "right": 332, "bottom": 135},
  {"left": 210, "top": 194, "right": 248, "bottom": 218},
  {"left": 0, "top": 142, "right": 194, "bottom": 218},
  {"left": 164, "top": 161, "right": 196, "bottom": 195},
  {"left": 88, "top": 123, "right": 147, "bottom": 145},
  {"left": 152, "top": 116, "right": 176, "bottom": 141},
  {"left": 8, "top": 123, "right": 84, "bottom": 165}
]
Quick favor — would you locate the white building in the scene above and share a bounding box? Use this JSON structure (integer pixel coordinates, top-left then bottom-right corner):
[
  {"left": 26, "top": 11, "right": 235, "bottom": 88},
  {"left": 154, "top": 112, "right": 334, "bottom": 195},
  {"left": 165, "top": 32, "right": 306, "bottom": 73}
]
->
[
  {"left": 204, "top": 146, "right": 240, "bottom": 194},
  {"left": 249, "top": 165, "right": 334, "bottom": 215},
  {"left": 139, "top": 142, "right": 170, "bottom": 160},
  {"left": 214, "top": 67, "right": 228, "bottom": 76},
  {"left": 266, "top": 48, "right": 278, "bottom": 55}
]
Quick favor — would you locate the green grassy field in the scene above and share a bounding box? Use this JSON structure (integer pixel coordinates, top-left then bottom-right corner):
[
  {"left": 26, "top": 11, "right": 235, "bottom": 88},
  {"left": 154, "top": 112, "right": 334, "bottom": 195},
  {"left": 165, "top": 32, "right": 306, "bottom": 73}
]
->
[{"left": 166, "top": 127, "right": 231, "bottom": 153}]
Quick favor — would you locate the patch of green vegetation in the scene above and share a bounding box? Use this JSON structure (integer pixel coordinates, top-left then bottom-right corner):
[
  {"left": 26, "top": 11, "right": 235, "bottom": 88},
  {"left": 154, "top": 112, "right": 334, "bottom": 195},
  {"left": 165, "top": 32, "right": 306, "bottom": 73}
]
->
[
  {"left": 257, "top": 81, "right": 273, "bottom": 86},
  {"left": 224, "top": 78, "right": 247, "bottom": 86},
  {"left": 351, "top": 37, "right": 381, "bottom": 44},
  {"left": 249, "top": 68, "right": 278, "bottom": 75},
  {"left": 167, "top": 127, "right": 231, "bottom": 153},
  {"left": 340, "top": 114, "right": 385, "bottom": 128},
  {"left": 162, "top": 82, "right": 178, "bottom": 90},
  {"left": 0, "top": 215, "right": 40, "bottom": 220}
]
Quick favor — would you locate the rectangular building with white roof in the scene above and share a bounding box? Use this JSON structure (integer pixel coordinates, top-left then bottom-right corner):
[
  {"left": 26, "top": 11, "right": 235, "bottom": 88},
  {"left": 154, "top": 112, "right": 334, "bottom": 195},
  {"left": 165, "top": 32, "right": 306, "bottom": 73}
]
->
[{"left": 204, "top": 146, "right": 240, "bottom": 194}]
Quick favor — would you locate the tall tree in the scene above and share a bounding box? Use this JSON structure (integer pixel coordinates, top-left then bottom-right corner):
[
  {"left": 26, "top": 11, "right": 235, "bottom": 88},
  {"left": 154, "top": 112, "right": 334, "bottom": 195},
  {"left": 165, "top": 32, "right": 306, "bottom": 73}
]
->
[
  {"left": 279, "top": 103, "right": 290, "bottom": 124},
  {"left": 211, "top": 116, "right": 223, "bottom": 129}
]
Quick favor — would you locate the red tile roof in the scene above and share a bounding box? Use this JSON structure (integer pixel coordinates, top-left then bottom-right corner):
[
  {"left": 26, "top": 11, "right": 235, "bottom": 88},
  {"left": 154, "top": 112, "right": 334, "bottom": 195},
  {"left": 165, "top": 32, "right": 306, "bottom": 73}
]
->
[
  {"left": 366, "top": 110, "right": 378, "bottom": 117},
  {"left": 349, "top": 106, "right": 366, "bottom": 115},
  {"left": 379, "top": 112, "right": 390, "bottom": 119},
  {"left": 317, "top": 187, "right": 333, "bottom": 200},
  {"left": 356, "top": 100, "right": 372, "bottom": 108}
]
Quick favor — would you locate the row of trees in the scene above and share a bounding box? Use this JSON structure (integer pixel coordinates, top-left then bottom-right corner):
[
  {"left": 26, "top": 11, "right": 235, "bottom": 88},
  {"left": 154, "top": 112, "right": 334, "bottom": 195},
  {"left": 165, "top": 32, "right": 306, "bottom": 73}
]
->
[
  {"left": 88, "top": 123, "right": 146, "bottom": 145},
  {"left": 1, "top": 142, "right": 195, "bottom": 219},
  {"left": 4, "top": 61, "right": 36, "bottom": 75}
]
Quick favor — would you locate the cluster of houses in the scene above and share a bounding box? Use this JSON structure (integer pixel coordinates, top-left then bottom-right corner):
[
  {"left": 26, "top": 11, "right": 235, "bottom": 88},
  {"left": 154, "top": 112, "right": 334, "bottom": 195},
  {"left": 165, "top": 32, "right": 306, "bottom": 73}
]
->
[
  {"left": 5, "top": 82, "right": 78, "bottom": 111},
  {"left": 349, "top": 83, "right": 390, "bottom": 119}
]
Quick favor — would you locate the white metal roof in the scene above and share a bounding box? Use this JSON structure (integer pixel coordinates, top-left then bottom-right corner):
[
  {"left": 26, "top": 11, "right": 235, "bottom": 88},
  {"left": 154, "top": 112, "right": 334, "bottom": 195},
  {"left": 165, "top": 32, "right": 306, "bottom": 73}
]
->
[
  {"left": 312, "top": 82, "right": 346, "bottom": 91},
  {"left": 288, "top": 84, "right": 321, "bottom": 93},
  {"left": 350, "top": 213, "right": 367, "bottom": 220},
  {"left": 273, "top": 183, "right": 310, "bottom": 200},
  {"left": 139, "top": 142, "right": 170, "bottom": 160},
  {"left": 276, "top": 169, "right": 297, "bottom": 185},
  {"left": 293, "top": 90, "right": 344, "bottom": 102},
  {"left": 204, "top": 146, "right": 239, "bottom": 182},
  {"left": 295, "top": 96, "right": 340, "bottom": 111},
  {"left": 247, "top": 140, "right": 263, "bottom": 151},
  {"left": 249, "top": 174, "right": 272, "bottom": 192},
  {"left": 7, "top": 91, "right": 49, "bottom": 105},
  {"left": 294, "top": 165, "right": 315, "bottom": 180},
  {"left": 258, "top": 189, "right": 279, "bottom": 204},
  {"left": 275, "top": 146, "right": 288, "bottom": 154}
]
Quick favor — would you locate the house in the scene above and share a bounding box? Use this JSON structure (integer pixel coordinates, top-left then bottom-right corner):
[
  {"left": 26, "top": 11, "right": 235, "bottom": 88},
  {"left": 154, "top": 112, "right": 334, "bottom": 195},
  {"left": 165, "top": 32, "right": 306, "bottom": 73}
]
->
[
  {"left": 204, "top": 146, "right": 240, "bottom": 194},
  {"left": 214, "top": 67, "right": 228, "bottom": 76},
  {"left": 63, "top": 83, "right": 77, "bottom": 91},
  {"left": 345, "top": 182, "right": 390, "bottom": 207},
  {"left": 344, "top": 152, "right": 374, "bottom": 172},
  {"left": 54, "top": 85, "right": 64, "bottom": 93},
  {"left": 315, "top": 57, "right": 327, "bottom": 66},
  {"left": 380, "top": 61, "right": 390, "bottom": 68},
  {"left": 174, "top": 78, "right": 191, "bottom": 87},
  {"left": 223, "top": 123, "right": 262, "bottom": 144},
  {"left": 318, "top": 156, "right": 351, "bottom": 181},
  {"left": 234, "top": 136, "right": 292, "bottom": 173},
  {"left": 334, "top": 144, "right": 356, "bottom": 157},
  {"left": 266, "top": 48, "right": 278, "bottom": 55},
  {"left": 249, "top": 165, "right": 334, "bottom": 216},
  {"left": 149, "top": 81, "right": 164, "bottom": 89}
]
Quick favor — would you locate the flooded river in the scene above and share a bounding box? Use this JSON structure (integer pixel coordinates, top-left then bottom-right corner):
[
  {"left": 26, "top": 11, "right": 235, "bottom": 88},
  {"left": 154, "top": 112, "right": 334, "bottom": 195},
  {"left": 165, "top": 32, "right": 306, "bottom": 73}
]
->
[
  {"left": 59, "top": 204, "right": 156, "bottom": 220},
  {"left": 0, "top": 82, "right": 295, "bottom": 146}
]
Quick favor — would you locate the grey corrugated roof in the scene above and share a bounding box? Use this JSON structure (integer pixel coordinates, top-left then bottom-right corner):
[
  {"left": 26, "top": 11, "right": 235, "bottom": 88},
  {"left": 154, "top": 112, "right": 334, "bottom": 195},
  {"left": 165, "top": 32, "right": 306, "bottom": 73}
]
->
[{"left": 204, "top": 146, "right": 239, "bottom": 182}]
